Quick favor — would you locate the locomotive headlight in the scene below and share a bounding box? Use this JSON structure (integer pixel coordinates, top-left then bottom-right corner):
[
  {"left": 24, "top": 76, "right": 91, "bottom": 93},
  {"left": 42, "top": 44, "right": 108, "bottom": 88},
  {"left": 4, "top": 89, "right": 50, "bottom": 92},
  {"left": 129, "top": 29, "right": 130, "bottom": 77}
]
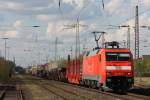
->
[
  {"left": 121, "top": 66, "right": 131, "bottom": 70},
  {"left": 106, "top": 66, "right": 131, "bottom": 70},
  {"left": 106, "top": 66, "right": 117, "bottom": 70}
]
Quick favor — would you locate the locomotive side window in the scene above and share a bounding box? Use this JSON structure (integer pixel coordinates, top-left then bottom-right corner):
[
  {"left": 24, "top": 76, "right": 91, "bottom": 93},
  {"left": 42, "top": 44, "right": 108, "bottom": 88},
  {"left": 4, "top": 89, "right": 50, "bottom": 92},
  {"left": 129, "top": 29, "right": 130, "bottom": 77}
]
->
[{"left": 106, "top": 52, "right": 131, "bottom": 61}]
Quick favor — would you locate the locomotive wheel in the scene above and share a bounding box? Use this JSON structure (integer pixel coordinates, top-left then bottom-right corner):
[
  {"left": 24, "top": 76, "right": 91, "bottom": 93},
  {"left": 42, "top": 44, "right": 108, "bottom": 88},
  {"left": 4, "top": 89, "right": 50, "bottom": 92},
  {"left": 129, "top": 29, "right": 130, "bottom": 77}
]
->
[
  {"left": 79, "top": 80, "right": 84, "bottom": 86},
  {"left": 91, "top": 81, "right": 96, "bottom": 89}
]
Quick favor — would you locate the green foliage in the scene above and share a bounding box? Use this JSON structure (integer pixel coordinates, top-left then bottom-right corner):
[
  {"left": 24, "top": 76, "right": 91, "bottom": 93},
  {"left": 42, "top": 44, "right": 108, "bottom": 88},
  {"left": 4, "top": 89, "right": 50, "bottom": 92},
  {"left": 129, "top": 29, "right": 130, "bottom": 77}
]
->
[
  {"left": 134, "top": 59, "right": 150, "bottom": 77},
  {"left": 0, "top": 57, "right": 15, "bottom": 82},
  {"left": 15, "top": 66, "right": 25, "bottom": 74}
]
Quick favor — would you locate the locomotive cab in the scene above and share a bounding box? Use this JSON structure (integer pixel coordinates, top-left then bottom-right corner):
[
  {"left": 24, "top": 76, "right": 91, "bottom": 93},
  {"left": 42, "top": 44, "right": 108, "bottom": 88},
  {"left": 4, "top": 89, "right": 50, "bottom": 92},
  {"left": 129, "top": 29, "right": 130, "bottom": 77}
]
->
[
  {"left": 105, "top": 51, "right": 134, "bottom": 92},
  {"left": 104, "top": 41, "right": 134, "bottom": 92}
]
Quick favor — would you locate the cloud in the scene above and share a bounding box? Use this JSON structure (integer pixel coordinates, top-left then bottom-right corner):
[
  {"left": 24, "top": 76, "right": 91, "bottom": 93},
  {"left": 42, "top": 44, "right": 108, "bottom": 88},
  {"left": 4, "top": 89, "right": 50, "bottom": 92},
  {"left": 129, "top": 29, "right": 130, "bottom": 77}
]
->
[
  {"left": 63, "top": 0, "right": 85, "bottom": 10},
  {"left": 143, "top": 0, "right": 150, "bottom": 8},
  {"left": 13, "top": 20, "right": 23, "bottom": 28},
  {"left": 105, "top": 0, "right": 123, "bottom": 14},
  {"left": 46, "top": 19, "right": 87, "bottom": 40},
  {"left": 1, "top": 30, "right": 18, "bottom": 38},
  {"left": 36, "top": 14, "right": 50, "bottom": 21}
]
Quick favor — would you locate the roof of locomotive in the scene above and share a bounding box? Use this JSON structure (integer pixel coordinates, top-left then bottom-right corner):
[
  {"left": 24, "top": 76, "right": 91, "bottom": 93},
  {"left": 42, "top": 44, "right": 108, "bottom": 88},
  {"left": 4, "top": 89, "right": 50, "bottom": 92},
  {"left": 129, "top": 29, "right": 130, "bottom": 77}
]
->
[
  {"left": 100, "top": 48, "right": 131, "bottom": 52},
  {"left": 85, "top": 48, "right": 131, "bottom": 57}
]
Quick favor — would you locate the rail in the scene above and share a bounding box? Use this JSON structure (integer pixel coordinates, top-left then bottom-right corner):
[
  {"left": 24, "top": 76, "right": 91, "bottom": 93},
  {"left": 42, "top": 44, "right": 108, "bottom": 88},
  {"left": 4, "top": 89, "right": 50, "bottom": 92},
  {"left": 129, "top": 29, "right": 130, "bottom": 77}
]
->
[{"left": 0, "top": 89, "right": 6, "bottom": 100}]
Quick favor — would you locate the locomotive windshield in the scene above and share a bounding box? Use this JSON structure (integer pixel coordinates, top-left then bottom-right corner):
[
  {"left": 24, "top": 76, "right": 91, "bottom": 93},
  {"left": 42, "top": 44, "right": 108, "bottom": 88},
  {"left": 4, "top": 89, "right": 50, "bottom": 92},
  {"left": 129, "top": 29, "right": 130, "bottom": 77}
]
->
[{"left": 106, "top": 52, "right": 131, "bottom": 61}]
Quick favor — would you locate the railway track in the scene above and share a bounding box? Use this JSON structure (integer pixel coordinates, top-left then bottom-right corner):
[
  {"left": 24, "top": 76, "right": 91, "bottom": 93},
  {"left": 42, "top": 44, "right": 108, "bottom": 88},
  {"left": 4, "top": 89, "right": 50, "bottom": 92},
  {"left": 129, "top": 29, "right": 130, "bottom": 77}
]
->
[
  {"left": 34, "top": 79, "right": 125, "bottom": 100},
  {"left": 24, "top": 77, "right": 69, "bottom": 100},
  {"left": 0, "top": 84, "right": 25, "bottom": 100},
  {"left": 31, "top": 79, "right": 91, "bottom": 100},
  {"left": 0, "top": 89, "right": 6, "bottom": 100},
  {"left": 17, "top": 89, "right": 25, "bottom": 100},
  {"left": 50, "top": 80, "right": 150, "bottom": 100},
  {"left": 39, "top": 80, "right": 92, "bottom": 100},
  {"left": 23, "top": 75, "right": 150, "bottom": 100}
]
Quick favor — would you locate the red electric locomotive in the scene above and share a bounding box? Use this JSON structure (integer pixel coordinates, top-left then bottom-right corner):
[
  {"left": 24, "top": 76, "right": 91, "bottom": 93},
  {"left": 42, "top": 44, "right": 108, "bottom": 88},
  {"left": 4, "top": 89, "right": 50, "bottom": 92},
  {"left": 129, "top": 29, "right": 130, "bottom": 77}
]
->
[{"left": 66, "top": 41, "right": 134, "bottom": 92}]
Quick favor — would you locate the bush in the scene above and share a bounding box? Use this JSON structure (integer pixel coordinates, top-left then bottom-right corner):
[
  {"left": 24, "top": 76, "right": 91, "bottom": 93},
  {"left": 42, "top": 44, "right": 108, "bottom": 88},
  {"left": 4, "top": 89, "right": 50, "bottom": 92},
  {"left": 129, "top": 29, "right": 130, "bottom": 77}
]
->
[
  {"left": 134, "top": 59, "right": 150, "bottom": 77},
  {"left": 0, "top": 57, "right": 15, "bottom": 82}
]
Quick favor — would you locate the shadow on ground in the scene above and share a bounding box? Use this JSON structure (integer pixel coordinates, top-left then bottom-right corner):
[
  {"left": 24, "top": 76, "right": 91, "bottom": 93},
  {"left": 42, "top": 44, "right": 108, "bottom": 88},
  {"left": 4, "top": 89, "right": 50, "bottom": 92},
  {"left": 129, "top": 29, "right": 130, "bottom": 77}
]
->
[{"left": 128, "top": 87, "right": 150, "bottom": 96}]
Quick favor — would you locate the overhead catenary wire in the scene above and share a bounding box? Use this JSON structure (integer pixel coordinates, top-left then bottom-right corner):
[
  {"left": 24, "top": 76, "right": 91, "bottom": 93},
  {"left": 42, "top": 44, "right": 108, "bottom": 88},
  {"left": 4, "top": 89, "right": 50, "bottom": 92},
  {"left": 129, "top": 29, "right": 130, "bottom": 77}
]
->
[{"left": 116, "top": 6, "right": 150, "bottom": 26}]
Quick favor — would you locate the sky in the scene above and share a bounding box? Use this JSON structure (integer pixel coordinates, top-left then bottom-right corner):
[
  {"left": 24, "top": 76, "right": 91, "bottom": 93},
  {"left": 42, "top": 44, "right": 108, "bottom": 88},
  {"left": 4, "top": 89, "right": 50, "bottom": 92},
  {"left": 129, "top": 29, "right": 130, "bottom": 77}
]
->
[{"left": 0, "top": 0, "right": 150, "bottom": 67}]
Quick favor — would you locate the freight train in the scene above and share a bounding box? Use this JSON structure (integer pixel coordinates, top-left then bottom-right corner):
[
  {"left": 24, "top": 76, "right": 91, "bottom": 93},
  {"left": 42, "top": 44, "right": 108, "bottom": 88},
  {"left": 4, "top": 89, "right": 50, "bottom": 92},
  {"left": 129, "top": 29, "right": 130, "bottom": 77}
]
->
[{"left": 34, "top": 41, "right": 134, "bottom": 93}]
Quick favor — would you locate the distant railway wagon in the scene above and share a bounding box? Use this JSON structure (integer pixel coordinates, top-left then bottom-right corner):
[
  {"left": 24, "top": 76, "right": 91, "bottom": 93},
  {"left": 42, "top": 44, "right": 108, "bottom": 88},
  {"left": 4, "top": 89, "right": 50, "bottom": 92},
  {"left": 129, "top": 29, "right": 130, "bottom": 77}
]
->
[{"left": 47, "top": 67, "right": 66, "bottom": 81}]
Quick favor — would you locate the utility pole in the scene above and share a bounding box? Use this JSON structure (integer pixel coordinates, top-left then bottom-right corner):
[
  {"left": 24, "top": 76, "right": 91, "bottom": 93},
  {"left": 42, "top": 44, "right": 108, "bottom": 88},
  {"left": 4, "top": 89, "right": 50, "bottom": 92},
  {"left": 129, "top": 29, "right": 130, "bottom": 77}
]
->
[
  {"left": 13, "top": 57, "right": 15, "bottom": 63},
  {"left": 76, "top": 18, "right": 80, "bottom": 60},
  {"left": 127, "top": 27, "right": 130, "bottom": 49},
  {"left": 63, "top": 18, "right": 86, "bottom": 59},
  {"left": 0, "top": 50, "right": 1, "bottom": 57},
  {"left": 101, "top": 32, "right": 106, "bottom": 48},
  {"left": 3, "top": 38, "right": 8, "bottom": 60},
  {"left": 135, "top": 5, "right": 139, "bottom": 59},
  {"left": 6, "top": 47, "right": 10, "bottom": 60},
  {"left": 73, "top": 18, "right": 80, "bottom": 60},
  {"left": 70, "top": 46, "right": 73, "bottom": 60},
  {"left": 54, "top": 37, "right": 58, "bottom": 62},
  {"left": 83, "top": 38, "right": 87, "bottom": 53}
]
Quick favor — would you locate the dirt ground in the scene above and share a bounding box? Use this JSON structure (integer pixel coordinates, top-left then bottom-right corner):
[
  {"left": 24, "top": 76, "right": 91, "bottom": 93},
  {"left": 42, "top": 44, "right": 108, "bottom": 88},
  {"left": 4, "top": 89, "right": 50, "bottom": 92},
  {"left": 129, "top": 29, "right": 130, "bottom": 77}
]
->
[{"left": 135, "top": 77, "right": 150, "bottom": 87}]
